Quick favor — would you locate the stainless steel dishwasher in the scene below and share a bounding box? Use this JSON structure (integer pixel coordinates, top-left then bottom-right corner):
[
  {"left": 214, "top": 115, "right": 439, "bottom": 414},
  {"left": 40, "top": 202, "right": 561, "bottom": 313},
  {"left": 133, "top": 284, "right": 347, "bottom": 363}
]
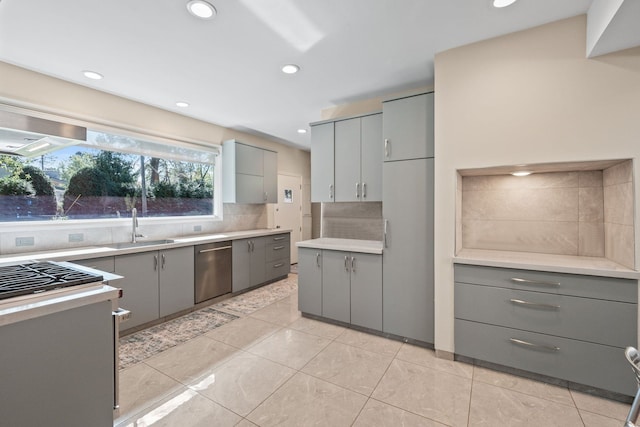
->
[{"left": 195, "top": 241, "right": 232, "bottom": 303}]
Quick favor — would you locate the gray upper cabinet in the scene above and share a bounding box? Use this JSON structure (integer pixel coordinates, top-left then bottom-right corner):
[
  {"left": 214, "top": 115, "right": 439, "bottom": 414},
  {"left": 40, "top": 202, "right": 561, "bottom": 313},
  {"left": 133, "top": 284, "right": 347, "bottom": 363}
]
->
[
  {"left": 382, "top": 157, "right": 434, "bottom": 343},
  {"left": 311, "top": 122, "right": 335, "bottom": 202},
  {"left": 334, "top": 113, "right": 382, "bottom": 202},
  {"left": 223, "top": 140, "right": 277, "bottom": 204},
  {"left": 383, "top": 92, "right": 434, "bottom": 161}
]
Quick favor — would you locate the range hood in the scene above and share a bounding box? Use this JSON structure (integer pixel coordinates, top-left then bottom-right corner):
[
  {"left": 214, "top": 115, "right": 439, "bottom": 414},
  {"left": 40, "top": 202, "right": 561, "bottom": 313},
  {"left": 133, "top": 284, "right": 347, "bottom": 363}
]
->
[{"left": 0, "top": 110, "right": 87, "bottom": 157}]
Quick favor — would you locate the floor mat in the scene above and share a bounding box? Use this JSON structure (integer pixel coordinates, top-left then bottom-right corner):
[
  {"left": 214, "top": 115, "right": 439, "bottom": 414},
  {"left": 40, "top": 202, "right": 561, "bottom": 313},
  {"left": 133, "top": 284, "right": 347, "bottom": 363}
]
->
[{"left": 212, "top": 275, "right": 298, "bottom": 314}]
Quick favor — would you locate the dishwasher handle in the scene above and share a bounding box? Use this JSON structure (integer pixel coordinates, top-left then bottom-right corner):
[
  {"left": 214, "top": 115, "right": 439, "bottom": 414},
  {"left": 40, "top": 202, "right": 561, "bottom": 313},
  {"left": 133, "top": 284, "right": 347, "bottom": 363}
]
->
[{"left": 199, "top": 245, "right": 232, "bottom": 253}]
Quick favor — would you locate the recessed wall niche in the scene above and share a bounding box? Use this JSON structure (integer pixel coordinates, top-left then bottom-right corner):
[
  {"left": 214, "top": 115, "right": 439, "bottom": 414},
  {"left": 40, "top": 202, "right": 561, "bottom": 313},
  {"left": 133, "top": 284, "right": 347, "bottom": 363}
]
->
[{"left": 456, "top": 159, "right": 635, "bottom": 269}]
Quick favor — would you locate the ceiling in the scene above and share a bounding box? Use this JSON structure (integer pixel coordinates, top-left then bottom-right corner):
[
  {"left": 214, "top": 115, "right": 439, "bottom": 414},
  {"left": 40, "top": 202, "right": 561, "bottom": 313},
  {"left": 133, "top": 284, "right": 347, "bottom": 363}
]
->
[{"left": 0, "top": 0, "right": 599, "bottom": 150}]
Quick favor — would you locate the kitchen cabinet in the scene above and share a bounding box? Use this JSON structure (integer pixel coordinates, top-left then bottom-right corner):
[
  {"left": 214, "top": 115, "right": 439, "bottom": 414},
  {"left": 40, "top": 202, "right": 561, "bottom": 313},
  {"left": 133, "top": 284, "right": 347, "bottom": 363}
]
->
[
  {"left": 298, "top": 248, "right": 322, "bottom": 316},
  {"left": 334, "top": 113, "right": 382, "bottom": 202},
  {"left": 222, "top": 140, "right": 278, "bottom": 204},
  {"left": 298, "top": 247, "right": 382, "bottom": 330},
  {"left": 115, "top": 246, "right": 194, "bottom": 330},
  {"left": 382, "top": 92, "right": 434, "bottom": 161},
  {"left": 454, "top": 264, "right": 638, "bottom": 395},
  {"left": 232, "top": 237, "right": 267, "bottom": 292},
  {"left": 72, "top": 256, "right": 115, "bottom": 273},
  {"left": 310, "top": 122, "right": 335, "bottom": 202},
  {"left": 382, "top": 158, "right": 433, "bottom": 343},
  {"left": 265, "top": 233, "right": 291, "bottom": 281}
]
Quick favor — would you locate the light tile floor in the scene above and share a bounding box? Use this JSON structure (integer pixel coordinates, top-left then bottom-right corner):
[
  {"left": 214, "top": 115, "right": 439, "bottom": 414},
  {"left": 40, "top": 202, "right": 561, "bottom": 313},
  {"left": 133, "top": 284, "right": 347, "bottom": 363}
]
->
[{"left": 115, "top": 274, "right": 632, "bottom": 426}]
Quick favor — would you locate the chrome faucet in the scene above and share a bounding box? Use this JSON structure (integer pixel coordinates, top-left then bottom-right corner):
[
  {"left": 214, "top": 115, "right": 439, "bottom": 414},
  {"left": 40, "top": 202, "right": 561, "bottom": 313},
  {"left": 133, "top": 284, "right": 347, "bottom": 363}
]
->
[{"left": 131, "top": 208, "right": 144, "bottom": 243}]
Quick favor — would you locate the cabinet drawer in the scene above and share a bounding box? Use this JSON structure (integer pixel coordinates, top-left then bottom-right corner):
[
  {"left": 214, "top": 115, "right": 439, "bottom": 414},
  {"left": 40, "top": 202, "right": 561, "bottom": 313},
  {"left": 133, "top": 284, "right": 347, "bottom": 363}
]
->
[
  {"left": 267, "top": 241, "right": 290, "bottom": 262},
  {"left": 269, "top": 233, "right": 290, "bottom": 243},
  {"left": 454, "top": 264, "right": 637, "bottom": 302},
  {"left": 266, "top": 259, "right": 290, "bottom": 281},
  {"left": 72, "top": 256, "right": 115, "bottom": 273},
  {"left": 455, "top": 319, "right": 636, "bottom": 395},
  {"left": 455, "top": 283, "right": 636, "bottom": 347}
]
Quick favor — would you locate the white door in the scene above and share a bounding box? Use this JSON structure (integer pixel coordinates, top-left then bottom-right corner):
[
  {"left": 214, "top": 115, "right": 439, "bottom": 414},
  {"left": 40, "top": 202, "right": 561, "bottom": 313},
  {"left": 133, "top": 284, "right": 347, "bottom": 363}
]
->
[{"left": 275, "top": 174, "right": 302, "bottom": 264}]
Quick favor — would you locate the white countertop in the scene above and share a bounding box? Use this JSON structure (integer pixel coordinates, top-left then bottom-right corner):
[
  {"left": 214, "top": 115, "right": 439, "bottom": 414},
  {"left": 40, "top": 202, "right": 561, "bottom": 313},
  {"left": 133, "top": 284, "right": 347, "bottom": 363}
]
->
[
  {"left": 454, "top": 248, "right": 640, "bottom": 280},
  {"left": 0, "top": 228, "right": 291, "bottom": 265},
  {"left": 297, "top": 238, "right": 383, "bottom": 254}
]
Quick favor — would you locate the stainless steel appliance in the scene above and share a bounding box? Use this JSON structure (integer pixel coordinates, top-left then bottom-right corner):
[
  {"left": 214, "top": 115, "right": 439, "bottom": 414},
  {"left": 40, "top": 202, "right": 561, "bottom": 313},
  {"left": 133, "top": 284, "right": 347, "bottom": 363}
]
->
[{"left": 195, "top": 241, "right": 232, "bottom": 303}]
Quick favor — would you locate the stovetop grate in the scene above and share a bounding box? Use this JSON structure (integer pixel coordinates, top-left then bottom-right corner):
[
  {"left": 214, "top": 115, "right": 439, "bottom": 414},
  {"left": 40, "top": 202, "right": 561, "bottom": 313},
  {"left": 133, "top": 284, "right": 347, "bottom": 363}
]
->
[{"left": 0, "top": 262, "right": 104, "bottom": 300}]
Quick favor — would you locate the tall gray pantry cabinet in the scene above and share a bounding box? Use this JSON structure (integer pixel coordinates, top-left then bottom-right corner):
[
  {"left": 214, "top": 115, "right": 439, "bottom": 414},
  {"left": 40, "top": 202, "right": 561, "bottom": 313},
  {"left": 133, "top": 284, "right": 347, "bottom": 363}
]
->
[{"left": 382, "top": 92, "right": 435, "bottom": 343}]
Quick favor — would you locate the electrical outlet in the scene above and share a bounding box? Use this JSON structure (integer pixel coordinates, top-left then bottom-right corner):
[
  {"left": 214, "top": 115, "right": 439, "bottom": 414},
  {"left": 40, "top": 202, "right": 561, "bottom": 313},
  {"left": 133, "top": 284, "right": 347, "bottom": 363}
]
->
[
  {"left": 193, "top": 225, "right": 202, "bottom": 232},
  {"left": 68, "top": 233, "right": 84, "bottom": 243},
  {"left": 15, "top": 237, "right": 34, "bottom": 247}
]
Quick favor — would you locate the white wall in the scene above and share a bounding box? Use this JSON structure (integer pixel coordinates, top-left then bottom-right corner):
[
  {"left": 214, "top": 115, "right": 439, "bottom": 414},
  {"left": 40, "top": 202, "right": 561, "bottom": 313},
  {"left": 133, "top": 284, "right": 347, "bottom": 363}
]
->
[{"left": 434, "top": 15, "right": 640, "bottom": 352}]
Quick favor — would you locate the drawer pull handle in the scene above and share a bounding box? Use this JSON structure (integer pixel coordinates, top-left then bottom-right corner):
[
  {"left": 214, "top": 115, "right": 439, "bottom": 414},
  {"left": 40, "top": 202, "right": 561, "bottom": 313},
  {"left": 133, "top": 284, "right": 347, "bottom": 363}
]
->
[
  {"left": 316, "top": 252, "right": 321, "bottom": 267},
  {"left": 273, "top": 236, "right": 286, "bottom": 241},
  {"left": 273, "top": 263, "right": 284, "bottom": 268},
  {"left": 511, "top": 277, "right": 560, "bottom": 287},
  {"left": 509, "top": 338, "right": 560, "bottom": 352},
  {"left": 509, "top": 299, "right": 560, "bottom": 310},
  {"left": 273, "top": 246, "right": 285, "bottom": 250}
]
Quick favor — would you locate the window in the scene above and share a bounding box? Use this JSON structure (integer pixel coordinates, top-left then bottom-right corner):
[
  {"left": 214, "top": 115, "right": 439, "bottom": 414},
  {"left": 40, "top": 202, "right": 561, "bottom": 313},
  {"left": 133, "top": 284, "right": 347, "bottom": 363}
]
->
[{"left": 0, "top": 130, "right": 221, "bottom": 222}]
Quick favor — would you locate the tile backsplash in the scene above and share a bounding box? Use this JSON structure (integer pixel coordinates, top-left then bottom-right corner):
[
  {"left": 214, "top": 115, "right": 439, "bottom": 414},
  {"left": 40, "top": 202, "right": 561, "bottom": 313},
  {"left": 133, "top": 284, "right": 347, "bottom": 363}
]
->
[
  {"left": 321, "top": 202, "right": 383, "bottom": 241},
  {"left": 460, "top": 160, "right": 635, "bottom": 269},
  {"left": 0, "top": 203, "right": 267, "bottom": 255}
]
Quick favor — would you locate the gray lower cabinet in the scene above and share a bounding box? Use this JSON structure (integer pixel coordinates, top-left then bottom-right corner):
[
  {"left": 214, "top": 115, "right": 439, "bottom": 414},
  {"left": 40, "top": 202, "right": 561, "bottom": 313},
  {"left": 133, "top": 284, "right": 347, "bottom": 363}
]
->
[
  {"left": 0, "top": 300, "right": 114, "bottom": 426},
  {"left": 115, "top": 247, "right": 194, "bottom": 330},
  {"left": 299, "top": 248, "right": 382, "bottom": 331},
  {"left": 454, "top": 264, "right": 638, "bottom": 395},
  {"left": 232, "top": 237, "right": 267, "bottom": 292},
  {"left": 382, "top": 158, "right": 434, "bottom": 343},
  {"left": 72, "top": 256, "right": 115, "bottom": 273},
  {"left": 298, "top": 248, "right": 322, "bottom": 316},
  {"left": 265, "top": 233, "right": 291, "bottom": 281}
]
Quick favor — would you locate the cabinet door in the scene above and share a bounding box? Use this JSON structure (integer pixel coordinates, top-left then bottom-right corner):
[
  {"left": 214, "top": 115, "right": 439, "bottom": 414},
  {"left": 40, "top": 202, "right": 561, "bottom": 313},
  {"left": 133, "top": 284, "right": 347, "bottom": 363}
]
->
[
  {"left": 159, "top": 246, "right": 195, "bottom": 317},
  {"left": 115, "top": 251, "right": 160, "bottom": 330},
  {"left": 360, "top": 113, "right": 382, "bottom": 201},
  {"left": 72, "top": 256, "right": 115, "bottom": 273},
  {"left": 322, "top": 250, "right": 351, "bottom": 323},
  {"left": 334, "top": 118, "right": 361, "bottom": 202},
  {"left": 382, "top": 158, "right": 434, "bottom": 342},
  {"left": 235, "top": 174, "right": 264, "bottom": 204},
  {"left": 311, "top": 122, "right": 335, "bottom": 202},
  {"left": 298, "top": 248, "right": 322, "bottom": 316},
  {"left": 382, "top": 93, "right": 434, "bottom": 161},
  {"left": 235, "top": 143, "right": 264, "bottom": 176},
  {"left": 263, "top": 149, "right": 278, "bottom": 203},
  {"left": 250, "top": 236, "right": 267, "bottom": 286},
  {"left": 350, "top": 253, "right": 382, "bottom": 331},
  {"left": 232, "top": 239, "right": 252, "bottom": 292}
]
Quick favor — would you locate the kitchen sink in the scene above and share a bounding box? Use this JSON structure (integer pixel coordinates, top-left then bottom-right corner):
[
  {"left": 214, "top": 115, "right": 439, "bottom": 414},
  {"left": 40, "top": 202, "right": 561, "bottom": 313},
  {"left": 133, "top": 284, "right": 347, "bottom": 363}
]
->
[{"left": 107, "top": 239, "right": 175, "bottom": 249}]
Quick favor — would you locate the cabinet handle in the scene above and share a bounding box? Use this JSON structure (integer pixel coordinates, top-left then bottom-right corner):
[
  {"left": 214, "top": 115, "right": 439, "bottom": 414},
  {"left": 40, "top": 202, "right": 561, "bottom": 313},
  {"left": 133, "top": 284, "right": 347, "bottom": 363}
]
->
[
  {"left": 362, "top": 182, "right": 366, "bottom": 199},
  {"left": 273, "top": 245, "right": 285, "bottom": 250},
  {"left": 264, "top": 192, "right": 268, "bottom": 201},
  {"left": 384, "top": 139, "right": 390, "bottom": 158},
  {"left": 509, "top": 338, "right": 560, "bottom": 352},
  {"left": 199, "top": 246, "right": 232, "bottom": 253},
  {"left": 153, "top": 255, "right": 158, "bottom": 271},
  {"left": 247, "top": 241, "right": 252, "bottom": 252},
  {"left": 161, "top": 253, "right": 166, "bottom": 270},
  {"left": 329, "top": 184, "right": 334, "bottom": 199},
  {"left": 344, "top": 255, "right": 349, "bottom": 271},
  {"left": 316, "top": 252, "right": 321, "bottom": 267},
  {"left": 509, "top": 299, "right": 560, "bottom": 310},
  {"left": 351, "top": 256, "right": 355, "bottom": 272},
  {"left": 511, "top": 277, "right": 560, "bottom": 287},
  {"left": 356, "top": 182, "right": 360, "bottom": 199},
  {"left": 273, "top": 236, "right": 286, "bottom": 241},
  {"left": 384, "top": 219, "right": 388, "bottom": 248},
  {"left": 251, "top": 241, "right": 255, "bottom": 252},
  {"left": 273, "top": 263, "right": 284, "bottom": 268}
]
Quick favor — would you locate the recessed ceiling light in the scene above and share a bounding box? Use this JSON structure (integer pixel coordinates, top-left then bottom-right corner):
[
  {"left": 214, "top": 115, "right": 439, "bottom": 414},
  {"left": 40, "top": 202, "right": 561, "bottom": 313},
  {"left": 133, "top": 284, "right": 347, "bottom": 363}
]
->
[
  {"left": 82, "top": 70, "right": 103, "bottom": 80},
  {"left": 511, "top": 171, "right": 532, "bottom": 177},
  {"left": 297, "top": 129, "right": 307, "bottom": 134},
  {"left": 282, "top": 64, "right": 300, "bottom": 74},
  {"left": 176, "top": 101, "right": 190, "bottom": 108},
  {"left": 493, "top": 0, "right": 517, "bottom": 7},
  {"left": 187, "top": 0, "right": 216, "bottom": 19}
]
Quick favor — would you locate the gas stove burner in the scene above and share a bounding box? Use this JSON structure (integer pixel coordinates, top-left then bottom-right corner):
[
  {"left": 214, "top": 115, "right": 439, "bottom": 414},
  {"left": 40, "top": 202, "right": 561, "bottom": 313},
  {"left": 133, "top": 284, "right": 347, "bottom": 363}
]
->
[{"left": 0, "top": 262, "right": 104, "bottom": 300}]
